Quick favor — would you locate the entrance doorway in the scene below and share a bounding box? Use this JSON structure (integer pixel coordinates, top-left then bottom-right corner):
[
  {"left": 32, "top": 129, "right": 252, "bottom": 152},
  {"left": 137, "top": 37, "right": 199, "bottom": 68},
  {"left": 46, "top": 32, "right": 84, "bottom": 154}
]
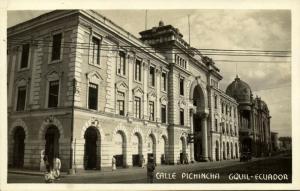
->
[
  {"left": 132, "top": 133, "right": 142, "bottom": 167},
  {"left": 180, "top": 137, "right": 187, "bottom": 164},
  {"left": 45, "top": 126, "right": 60, "bottom": 168},
  {"left": 215, "top": 141, "right": 219, "bottom": 161},
  {"left": 84, "top": 127, "right": 99, "bottom": 170},
  {"left": 160, "top": 136, "right": 167, "bottom": 164},
  {"left": 147, "top": 134, "right": 156, "bottom": 163},
  {"left": 192, "top": 84, "right": 205, "bottom": 162},
  {"left": 113, "top": 131, "right": 126, "bottom": 168},
  {"left": 12, "top": 126, "right": 25, "bottom": 168},
  {"left": 193, "top": 114, "right": 202, "bottom": 161}
]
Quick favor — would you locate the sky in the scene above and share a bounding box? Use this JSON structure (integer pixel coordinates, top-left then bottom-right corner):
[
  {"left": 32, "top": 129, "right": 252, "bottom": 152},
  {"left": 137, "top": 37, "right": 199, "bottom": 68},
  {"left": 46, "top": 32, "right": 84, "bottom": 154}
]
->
[{"left": 7, "top": 10, "right": 292, "bottom": 137}]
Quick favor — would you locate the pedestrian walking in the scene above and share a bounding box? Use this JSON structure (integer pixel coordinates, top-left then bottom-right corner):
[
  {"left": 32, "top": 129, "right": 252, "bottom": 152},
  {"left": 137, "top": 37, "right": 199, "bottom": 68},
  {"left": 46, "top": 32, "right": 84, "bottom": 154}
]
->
[
  {"left": 43, "top": 155, "right": 50, "bottom": 172},
  {"left": 147, "top": 157, "right": 155, "bottom": 183},
  {"left": 53, "top": 154, "right": 61, "bottom": 180},
  {"left": 43, "top": 155, "right": 54, "bottom": 183},
  {"left": 112, "top": 156, "right": 116, "bottom": 171}
]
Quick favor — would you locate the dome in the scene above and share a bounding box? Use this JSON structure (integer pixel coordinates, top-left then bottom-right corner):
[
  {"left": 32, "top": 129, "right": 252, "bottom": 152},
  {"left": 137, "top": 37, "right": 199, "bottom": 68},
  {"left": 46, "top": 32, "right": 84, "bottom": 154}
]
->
[
  {"left": 159, "top": 20, "right": 164, "bottom": 27},
  {"left": 226, "top": 76, "right": 252, "bottom": 103}
]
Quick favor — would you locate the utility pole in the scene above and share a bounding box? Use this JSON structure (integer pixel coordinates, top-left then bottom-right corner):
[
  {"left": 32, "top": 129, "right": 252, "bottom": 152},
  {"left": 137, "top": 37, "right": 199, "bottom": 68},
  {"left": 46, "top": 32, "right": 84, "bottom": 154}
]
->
[
  {"left": 188, "top": 14, "right": 191, "bottom": 46},
  {"left": 68, "top": 78, "right": 76, "bottom": 174},
  {"left": 145, "top": 10, "right": 148, "bottom": 30}
]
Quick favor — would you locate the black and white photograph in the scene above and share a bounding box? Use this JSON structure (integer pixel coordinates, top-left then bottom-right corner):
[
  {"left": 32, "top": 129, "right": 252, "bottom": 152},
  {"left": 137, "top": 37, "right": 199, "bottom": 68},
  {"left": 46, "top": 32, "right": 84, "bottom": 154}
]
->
[{"left": 1, "top": 0, "right": 300, "bottom": 190}]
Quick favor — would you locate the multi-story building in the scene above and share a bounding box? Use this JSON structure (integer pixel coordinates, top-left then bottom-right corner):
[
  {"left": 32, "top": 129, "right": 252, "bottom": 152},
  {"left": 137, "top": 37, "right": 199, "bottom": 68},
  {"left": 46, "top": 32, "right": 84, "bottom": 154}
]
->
[
  {"left": 226, "top": 76, "right": 272, "bottom": 157},
  {"left": 7, "top": 10, "right": 240, "bottom": 172}
]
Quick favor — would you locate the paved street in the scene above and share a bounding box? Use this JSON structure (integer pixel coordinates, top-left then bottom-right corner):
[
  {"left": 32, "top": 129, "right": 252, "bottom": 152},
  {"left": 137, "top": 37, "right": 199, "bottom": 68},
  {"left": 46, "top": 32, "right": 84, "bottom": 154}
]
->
[{"left": 8, "top": 154, "right": 291, "bottom": 183}]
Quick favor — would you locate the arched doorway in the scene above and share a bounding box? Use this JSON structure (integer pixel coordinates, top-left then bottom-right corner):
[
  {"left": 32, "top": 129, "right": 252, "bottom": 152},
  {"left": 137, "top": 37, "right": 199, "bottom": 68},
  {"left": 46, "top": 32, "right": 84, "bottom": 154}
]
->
[
  {"left": 113, "top": 131, "right": 126, "bottom": 168},
  {"left": 242, "top": 138, "right": 252, "bottom": 154},
  {"left": 226, "top": 142, "right": 230, "bottom": 160},
  {"left": 215, "top": 141, "right": 219, "bottom": 161},
  {"left": 147, "top": 134, "right": 156, "bottom": 163},
  {"left": 180, "top": 137, "right": 187, "bottom": 164},
  {"left": 132, "top": 133, "right": 142, "bottom": 167},
  {"left": 231, "top": 142, "right": 234, "bottom": 159},
  {"left": 160, "top": 136, "right": 167, "bottom": 164},
  {"left": 235, "top": 143, "right": 239, "bottom": 158},
  {"left": 191, "top": 84, "right": 205, "bottom": 162},
  {"left": 84, "top": 127, "right": 100, "bottom": 170},
  {"left": 12, "top": 126, "right": 26, "bottom": 168},
  {"left": 223, "top": 142, "right": 226, "bottom": 160},
  {"left": 45, "top": 125, "right": 60, "bottom": 169}
]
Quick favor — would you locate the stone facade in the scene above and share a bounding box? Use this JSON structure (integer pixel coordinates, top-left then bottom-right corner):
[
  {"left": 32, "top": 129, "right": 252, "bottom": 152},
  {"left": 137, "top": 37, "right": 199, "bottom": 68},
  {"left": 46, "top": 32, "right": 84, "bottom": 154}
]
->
[
  {"left": 226, "top": 76, "right": 272, "bottom": 157},
  {"left": 7, "top": 10, "right": 241, "bottom": 172}
]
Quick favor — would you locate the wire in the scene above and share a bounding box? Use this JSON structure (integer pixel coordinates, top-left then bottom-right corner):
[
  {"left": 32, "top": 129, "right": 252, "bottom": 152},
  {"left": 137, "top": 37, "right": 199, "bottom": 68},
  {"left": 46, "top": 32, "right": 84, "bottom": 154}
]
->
[
  {"left": 7, "top": 38, "right": 291, "bottom": 54},
  {"left": 7, "top": 41, "right": 291, "bottom": 58}
]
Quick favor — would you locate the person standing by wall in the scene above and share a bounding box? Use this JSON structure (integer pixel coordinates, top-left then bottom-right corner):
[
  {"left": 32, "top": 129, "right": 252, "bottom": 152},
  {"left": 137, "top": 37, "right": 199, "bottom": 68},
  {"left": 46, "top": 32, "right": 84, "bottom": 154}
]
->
[
  {"left": 147, "top": 156, "right": 155, "bottom": 183},
  {"left": 53, "top": 154, "right": 61, "bottom": 180},
  {"left": 112, "top": 156, "right": 116, "bottom": 171}
]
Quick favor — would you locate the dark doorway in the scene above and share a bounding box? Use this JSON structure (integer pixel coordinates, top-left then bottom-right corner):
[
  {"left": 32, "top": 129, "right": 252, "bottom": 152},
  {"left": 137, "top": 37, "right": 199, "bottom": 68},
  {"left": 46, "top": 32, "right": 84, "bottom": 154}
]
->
[
  {"left": 132, "top": 155, "right": 140, "bottom": 166},
  {"left": 45, "top": 126, "right": 60, "bottom": 169},
  {"left": 115, "top": 155, "right": 123, "bottom": 167},
  {"left": 12, "top": 127, "right": 25, "bottom": 168},
  {"left": 215, "top": 141, "right": 219, "bottom": 161},
  {"left": 193, "top": 114, "right": 202, "bottom": 161},
  {"left": 84, "top": 127, "right": 98, "bottom": 170},
  {"left": 242, "top": 138, "right": 252, "bottom": 153}
]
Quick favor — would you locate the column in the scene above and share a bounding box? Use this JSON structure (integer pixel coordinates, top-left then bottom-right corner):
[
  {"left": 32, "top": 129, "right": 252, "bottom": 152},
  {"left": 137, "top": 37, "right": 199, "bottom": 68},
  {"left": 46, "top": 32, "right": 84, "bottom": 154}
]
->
[
  {"left": 156, "top": 68, "right": 161, "bottom": 122},
  {"left": 201, "top": 113, "right": 209, "bottom": 161},
  {"left": 189, "top": 110, "right": 195, "bottom": 162},
  {"left": 143, "top": 61, "right": 149, "bottom": 119},
  {"left": 127, "top": 54, "right": 134, "bottom": 117}
]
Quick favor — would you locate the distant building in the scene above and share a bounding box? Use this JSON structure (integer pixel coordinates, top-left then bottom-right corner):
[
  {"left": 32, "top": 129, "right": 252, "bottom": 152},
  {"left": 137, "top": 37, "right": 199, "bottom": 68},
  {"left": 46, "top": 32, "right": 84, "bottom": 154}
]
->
[
  {"left": 278, "top": 137, "right": 292, "bottom": 151},
  {"left": 226, "top": 76, "right": 272, "bottom": 157},
  {"left": 271, "top": 132, "right": 279, "bottom": 152}
]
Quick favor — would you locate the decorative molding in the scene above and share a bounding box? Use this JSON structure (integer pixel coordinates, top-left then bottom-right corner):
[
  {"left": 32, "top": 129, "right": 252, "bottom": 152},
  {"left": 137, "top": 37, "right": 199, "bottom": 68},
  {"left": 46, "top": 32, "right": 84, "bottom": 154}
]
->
[
  {"left": 38, "top": 115, "right": 64, "bottom": 140},
  {"left": 81, "top": 117, "right": 105, "bottom": 140},
  {"left": 9, "top": 118, "right": 29, "bottom": 141}
]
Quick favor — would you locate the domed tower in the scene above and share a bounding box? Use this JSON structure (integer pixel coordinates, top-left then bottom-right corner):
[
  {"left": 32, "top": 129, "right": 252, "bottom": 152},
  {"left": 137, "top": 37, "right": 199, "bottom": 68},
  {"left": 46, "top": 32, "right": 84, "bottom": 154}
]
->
[
  {"left": 226, "top": 75, "right": 252, "bottom": 107},
  {"left": 226, "top": 75, "right": 254, "bottom": 155}
]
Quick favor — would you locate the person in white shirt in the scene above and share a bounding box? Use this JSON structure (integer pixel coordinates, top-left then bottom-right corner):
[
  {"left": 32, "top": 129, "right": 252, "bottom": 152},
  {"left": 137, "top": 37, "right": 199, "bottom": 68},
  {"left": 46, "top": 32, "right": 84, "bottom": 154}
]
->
[
  {"left": 112, "top": 156, "right": 116, "bottom": 171},
  {"left": 53, "top": 154, "right": 61, "bottom": 180}
]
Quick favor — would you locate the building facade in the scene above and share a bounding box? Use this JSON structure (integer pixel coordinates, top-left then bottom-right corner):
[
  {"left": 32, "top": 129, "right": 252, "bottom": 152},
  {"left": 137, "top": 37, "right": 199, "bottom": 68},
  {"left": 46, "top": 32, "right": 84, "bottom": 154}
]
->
[
  {"left": 7, "top": 10, "right": 241, "bottom": 171},
  {"left": 226, "top": 76, "right": 272, "bottom": 157}
]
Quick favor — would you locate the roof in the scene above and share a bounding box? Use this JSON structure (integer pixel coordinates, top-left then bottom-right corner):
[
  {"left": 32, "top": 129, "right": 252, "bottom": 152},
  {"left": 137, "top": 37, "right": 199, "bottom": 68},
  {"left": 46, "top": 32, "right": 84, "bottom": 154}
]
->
[{"left": 226, "top": 75, "right": 252, "bottom": 103}]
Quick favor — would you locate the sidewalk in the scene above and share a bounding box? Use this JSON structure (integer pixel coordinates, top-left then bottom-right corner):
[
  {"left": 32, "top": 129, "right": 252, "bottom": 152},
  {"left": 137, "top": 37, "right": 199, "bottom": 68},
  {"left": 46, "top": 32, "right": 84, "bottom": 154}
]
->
[{"left": 8, "top": 157, "right": 266, "bottom": 177}]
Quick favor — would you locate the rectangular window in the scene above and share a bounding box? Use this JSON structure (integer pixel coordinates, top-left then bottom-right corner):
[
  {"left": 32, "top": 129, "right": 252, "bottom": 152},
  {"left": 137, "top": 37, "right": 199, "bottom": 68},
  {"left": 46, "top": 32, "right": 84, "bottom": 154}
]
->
[
  {"left": 48, "top": 80, "right": 59, "bottom": 108},
  {"left": 51, "top": 33, "right": 62, "bottom": 61},
  {"left": 180, "top": 109, "right": 184, "bottom": 126},
  {"left": 88, "top": 83, "right": 98, "bottom": 110},
  {"left": 117, "top": 91, "right": 125, "bottom": 116},
  {"left": 229, "top": 106, "right": 232, "bottom": 117},
  {"left": 135, "top": 59, "right": 141, "bottom": 81},
  {"left": 16, "top": 86, "right": 26, "bottom": 111},
  {"left": 161, "top": 104, "right": 166, "bottom": 124},
  {"left": 149, "top": 101, "right": 155, "bottom": 121},
  {"left": 149, "top": 66, "right": 155, "bottom": 87},
  {"left": 20, "top": 44, "right": 29, "bottom": 69},
  {"left": 91, "top": 37, "right": 100, "bottom": 65},
  {"left": 180, "top": 78, "right": 184, "bottom": 96},
  {"left": 134, "top": 97, "right": 141, "bottom": 119},
  {"left": 117, "top": 51, "right": 126, "bottom": 75},
  {"left": 162, "top": 72, "right": 167, "bottom": 91},
  {"left": 215, "top": 119, "right": 218, "bottom": 132},
  {"left": 214, "top": 95, "right": 218, "bottom": 109}
]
